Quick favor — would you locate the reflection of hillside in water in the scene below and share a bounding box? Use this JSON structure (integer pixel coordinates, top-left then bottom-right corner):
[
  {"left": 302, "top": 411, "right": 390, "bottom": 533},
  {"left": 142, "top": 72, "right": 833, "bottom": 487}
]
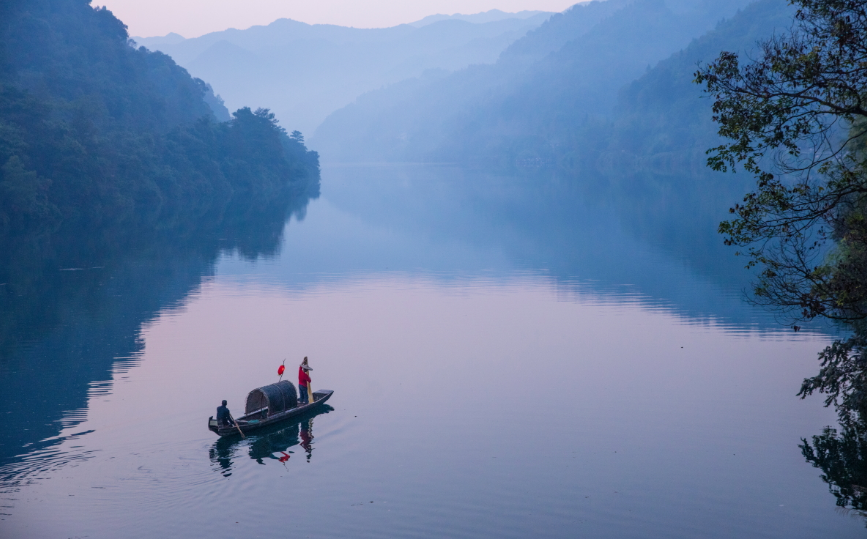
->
[
  {"left": 0, "top": 162, "right": 829, "bottom": 485},
  {"left": 0, "top": 188, "right": 317, "bottom": 473},
  {"left": 307, "top": 164, "right": 795, "bottom": 333}
]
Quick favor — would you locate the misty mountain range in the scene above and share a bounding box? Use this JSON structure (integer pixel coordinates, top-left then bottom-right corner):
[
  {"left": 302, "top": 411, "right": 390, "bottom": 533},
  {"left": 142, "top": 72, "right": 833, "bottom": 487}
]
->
[
  {"left": 313, "top": 0, "right": 789, "bottom": 166},
  {"left": 134, "top": 11, "right": 553, "bottom": 135},
  {"left": 409, "top": 9, "right": 551, "bottom": 27},
  {"left": 136, "top": 0, "right": 795, "bottom": 176}
]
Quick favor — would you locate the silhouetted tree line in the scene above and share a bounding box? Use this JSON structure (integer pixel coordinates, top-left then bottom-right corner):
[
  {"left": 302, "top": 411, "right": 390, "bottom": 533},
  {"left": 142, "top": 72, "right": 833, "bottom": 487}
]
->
[{"left": 0, "top": 0, "right": 319, "bottom": 236}]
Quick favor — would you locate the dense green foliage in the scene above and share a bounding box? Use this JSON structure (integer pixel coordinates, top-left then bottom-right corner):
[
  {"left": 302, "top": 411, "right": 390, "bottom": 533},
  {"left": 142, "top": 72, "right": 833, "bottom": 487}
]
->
[{"left": 0, "top": 0, "right": 319, "bottom": 236}]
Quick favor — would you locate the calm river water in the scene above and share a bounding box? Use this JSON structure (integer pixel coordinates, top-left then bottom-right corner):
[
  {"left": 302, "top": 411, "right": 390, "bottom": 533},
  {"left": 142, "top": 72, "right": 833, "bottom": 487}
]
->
[{"left": 0, "top": 164, "right": 862, "bottom": 537}]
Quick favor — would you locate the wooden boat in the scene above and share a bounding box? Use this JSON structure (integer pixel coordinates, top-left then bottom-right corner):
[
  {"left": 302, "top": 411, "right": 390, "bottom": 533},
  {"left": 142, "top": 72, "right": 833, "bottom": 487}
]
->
[{"left": 208, "top": 380, "right": 333, "bottom": 437}]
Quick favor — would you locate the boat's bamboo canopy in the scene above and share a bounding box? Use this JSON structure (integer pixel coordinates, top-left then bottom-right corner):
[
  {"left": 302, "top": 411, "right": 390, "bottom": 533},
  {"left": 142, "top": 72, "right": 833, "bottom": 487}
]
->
[{"left": 245, "top": 380, "right": 298, "bottom": 415}]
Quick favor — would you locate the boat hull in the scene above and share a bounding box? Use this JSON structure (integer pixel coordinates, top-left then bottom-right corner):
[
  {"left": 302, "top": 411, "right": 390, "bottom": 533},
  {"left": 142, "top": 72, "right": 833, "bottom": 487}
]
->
[{"left": 208, "top": 389, "right": 333, "bottom": 437}]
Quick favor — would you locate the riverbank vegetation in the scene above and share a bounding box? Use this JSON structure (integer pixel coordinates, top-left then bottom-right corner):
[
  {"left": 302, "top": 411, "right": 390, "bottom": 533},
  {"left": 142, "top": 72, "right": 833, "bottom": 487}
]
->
[
  {"left": 696, "top": 0, "right": 867, "bottom": 505},
  {"left": 696, "top": 0, "right": 867, "bottom": 417},
  {"left": 0, "top": 0, "right": 320, "bottom": 238}
]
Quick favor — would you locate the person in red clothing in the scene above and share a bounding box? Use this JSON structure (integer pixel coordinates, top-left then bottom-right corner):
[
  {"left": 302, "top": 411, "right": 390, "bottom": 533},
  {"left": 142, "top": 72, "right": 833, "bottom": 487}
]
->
[{"left": 298, "top": 357, "right": 312, "bottom": 404}]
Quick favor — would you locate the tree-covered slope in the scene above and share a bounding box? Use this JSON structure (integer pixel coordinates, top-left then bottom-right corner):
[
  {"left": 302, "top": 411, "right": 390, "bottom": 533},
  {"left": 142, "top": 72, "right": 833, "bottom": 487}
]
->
[
  {"left": 594, "top": 0, "right": 795, "bottom": 175},
  {"left": 2, "top": 1, "right": 223, "bottom": 132},
  {"left": 497, "top": 0, "right": 632, "bottom": 63},
  {"left": 0, "top": 0, "right": 319, "bottom": 235},
  {"left": 311, "top": 0, "right": 755, "bottom": 164}
]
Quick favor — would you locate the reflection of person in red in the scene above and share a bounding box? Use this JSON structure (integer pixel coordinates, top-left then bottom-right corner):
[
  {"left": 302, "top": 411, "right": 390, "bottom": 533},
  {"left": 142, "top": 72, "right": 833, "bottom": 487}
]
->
[
  {"left": 300, "top": 418, "right": 314, "bottom": 461},
  {"left": 298, "top": 357, "right": 312, "bottom": 404}
]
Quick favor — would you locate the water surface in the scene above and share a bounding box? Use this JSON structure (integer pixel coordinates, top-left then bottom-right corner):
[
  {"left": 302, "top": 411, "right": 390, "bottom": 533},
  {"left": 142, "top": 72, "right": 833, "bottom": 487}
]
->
[{"left": 0, "top": 165, "right": 860, "bottom": 537}]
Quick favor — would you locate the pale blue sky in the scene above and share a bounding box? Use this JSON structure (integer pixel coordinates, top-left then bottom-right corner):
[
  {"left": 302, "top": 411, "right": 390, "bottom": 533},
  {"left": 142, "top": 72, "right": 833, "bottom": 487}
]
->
[{"left": 98, "top": 0, "right": 580, "bottom": 38}]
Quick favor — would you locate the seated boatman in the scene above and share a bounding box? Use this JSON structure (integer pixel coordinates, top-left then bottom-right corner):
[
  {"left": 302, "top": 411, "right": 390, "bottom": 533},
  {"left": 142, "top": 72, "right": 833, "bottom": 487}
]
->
[{"left": 216, "top": 400, "right": 232, "bottom": 427}]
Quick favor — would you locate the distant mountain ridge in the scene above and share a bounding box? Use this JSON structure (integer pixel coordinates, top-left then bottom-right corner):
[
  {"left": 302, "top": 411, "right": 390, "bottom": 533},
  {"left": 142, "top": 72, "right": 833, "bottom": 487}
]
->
[
  {"left": 499, "top": 0, "right": 633, "bottom": 62},
  {"left": 408, "top": 9, "right": 553, "bottom": 27},
  {"left": 311, "top": 0, "right": 760, "bottom": 164},
  {"left": 133, "top": 31, "right": 186, "bottom": 47},
  {"left": 132, "top": 12, "right": 553, "bottom": 135}
]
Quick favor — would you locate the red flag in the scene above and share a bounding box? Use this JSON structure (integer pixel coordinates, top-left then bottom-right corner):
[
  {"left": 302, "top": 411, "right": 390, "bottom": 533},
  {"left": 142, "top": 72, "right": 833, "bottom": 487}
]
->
[{"left": 277, "top": 364, "right": 285, "bottom": 376}]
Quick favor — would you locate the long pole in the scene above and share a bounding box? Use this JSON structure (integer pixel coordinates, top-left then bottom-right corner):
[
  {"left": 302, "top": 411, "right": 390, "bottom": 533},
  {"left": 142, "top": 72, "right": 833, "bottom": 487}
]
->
[{"left": 228, "top": 412, "right": 246, "bottom": 439}]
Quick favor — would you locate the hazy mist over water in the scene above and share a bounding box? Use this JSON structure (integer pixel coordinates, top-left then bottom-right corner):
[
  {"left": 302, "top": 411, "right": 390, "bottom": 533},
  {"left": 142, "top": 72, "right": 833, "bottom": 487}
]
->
[
  {"left": 2, "top": 0, "right": 864, "bottom": 536},
  {"left": 2, "top": 164, "right": 862, "bottom": 537}
]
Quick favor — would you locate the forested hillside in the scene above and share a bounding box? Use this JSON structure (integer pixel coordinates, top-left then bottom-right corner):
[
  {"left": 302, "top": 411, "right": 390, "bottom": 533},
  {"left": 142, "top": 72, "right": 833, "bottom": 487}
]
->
[
  {"left": 590, "top": 0, "right": 795, "bottom": 176},
  {"left": 312, "top": 0, "right": 772, "bottom": 166},
  {"left": 0, "top": 0, "right": 319, "bottom": 236}
]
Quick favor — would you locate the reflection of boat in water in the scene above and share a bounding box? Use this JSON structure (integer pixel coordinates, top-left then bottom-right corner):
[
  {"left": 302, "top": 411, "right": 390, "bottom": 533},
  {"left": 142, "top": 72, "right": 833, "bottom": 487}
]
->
[
  {"left": 208, "top": 380, "right": 334, "bottom": 437},
  {"left": 209, "top": 403, "right": 333, "bottom": 475}
]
